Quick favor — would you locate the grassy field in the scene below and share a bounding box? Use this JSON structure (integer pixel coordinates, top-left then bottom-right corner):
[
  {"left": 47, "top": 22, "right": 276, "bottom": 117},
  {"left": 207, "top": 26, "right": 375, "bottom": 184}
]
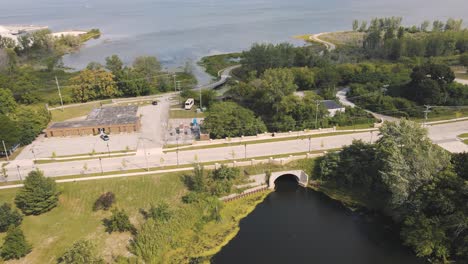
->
[
  {"left": 198, "top": 53, "right": 242, "bottom": 77},
  {"left": 318, "top": 31, "right": 365, "bottom": 47},
  {"left": 0, "top": 165, "right": 281, "bottom": 263},
  {"left": 294, "top": 31, "right": 365, "bottom": 47},
  {"left": 50, "top": 103, "right": 100, "bottom": 122},
  {"left": 169, "top": 109, "right": 206, "bottom": 119}
]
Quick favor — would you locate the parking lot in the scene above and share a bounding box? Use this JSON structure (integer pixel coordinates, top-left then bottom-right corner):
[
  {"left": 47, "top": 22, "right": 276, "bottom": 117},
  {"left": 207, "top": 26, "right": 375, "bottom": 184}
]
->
[{"left": 15, "top": 95, "right": 173, "bottom": 160}]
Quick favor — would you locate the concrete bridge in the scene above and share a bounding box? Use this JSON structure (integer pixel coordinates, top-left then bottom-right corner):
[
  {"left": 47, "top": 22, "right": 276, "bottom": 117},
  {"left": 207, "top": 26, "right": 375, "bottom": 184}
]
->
[{"left": 268, "top": 170, "right": 309, "bottom": 189}]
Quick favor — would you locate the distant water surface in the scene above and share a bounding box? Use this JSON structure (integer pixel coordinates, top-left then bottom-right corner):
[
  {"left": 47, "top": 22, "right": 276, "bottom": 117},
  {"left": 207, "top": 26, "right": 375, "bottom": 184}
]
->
[{"left": 1, "top": 0, "right": 467, "bottom": 83}]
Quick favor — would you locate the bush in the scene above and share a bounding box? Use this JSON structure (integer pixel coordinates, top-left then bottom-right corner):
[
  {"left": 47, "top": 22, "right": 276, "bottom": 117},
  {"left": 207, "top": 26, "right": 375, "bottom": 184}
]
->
[
  {"left": 14, "top": 170, "right": 60, "bottom": 215},
  {"left": 0, "top": 225, "right": 31, "bottom": 260},
  {"left": 93, "top": 192, "right": 116, "bottom": 211},
  {"left": 0, "top": 203, "right": 23, "bottom": 232},
  {"left": 58, "top": 240, "right": 104, "bottom": 264},
  {"left": 103, "top": 209, "right": 135, "bottom": 233},
  {"left": 147, "top": 202, "right": 172, "bottom": 222}
]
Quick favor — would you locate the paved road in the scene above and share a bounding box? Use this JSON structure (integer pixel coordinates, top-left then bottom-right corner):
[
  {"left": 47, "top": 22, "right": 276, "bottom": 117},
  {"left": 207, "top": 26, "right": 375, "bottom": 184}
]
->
[
  {"left": 309, "top": 33, "right": 336, "bottom": 51},
  {"left": 455, "top": 78, "right": 468, "bottom": 85},
  {"left": 195, "top": 65, "right": 240, "bottom": 90},
  {"left": 2, "top": 121, "right": 466, "bottom": 181},
  {"left": 336, "top": 88, "right": 399, "bottom": 122}
]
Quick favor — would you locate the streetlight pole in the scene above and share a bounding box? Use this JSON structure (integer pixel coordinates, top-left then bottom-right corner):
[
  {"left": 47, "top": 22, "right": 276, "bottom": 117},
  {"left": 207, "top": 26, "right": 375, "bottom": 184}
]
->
[
  {"left": 55, "top": 76, "right": 64, "bottom": 112},
  {"left": 176, "top": 137, "right": 179, "bottom": 166},
  {"left": 199, "top": 88, "right": 202, "bottom": 111},
  {"left": 99, "top": 158, "right": 103, "bottom": 175},
  {"left": 2, "top": 140, "right": 9, "bottom": 161},
  {"left": 244, "top": 143, "right": 247, "bottom": 159},
  {"left": 315, "top": 100, "right": 320, "bottom": 129},
  {"left": 31, "top": 148, "right": 37, "bottom": 164},
  {"left": 106, "top": 142, "right": 110, "bottom": 157},
  {"left": 16, "top": 165, "right": 22, "bottom": 181},
  {"left": 308, "top": 136, "right": 311, "bottom": 153}
]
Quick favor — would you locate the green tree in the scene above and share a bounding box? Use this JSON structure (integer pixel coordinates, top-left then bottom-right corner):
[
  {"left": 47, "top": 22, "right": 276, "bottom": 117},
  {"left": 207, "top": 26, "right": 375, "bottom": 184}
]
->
[
  {"left": 377, "top": 120, "right": 450, "bottom": 207},
  {"left": 203, "top": 102, "right": 267, "bottom": 138},
  {"left": 93, "top": 192, "right": 116, "bottom": 211},
  {"left": 71, "top": 69, "right": 118, "bottom": 102},
  {"left": 0, "top": 114, "right": 21, "bottom": 150},
  {"left": 103, "top": 209, "right": 135, "bottom": 233},
  {"left": 401, "top": 214, "right": 450, "bottom": 261},
  {"left": 420, "top": 20, "right": 430, "bottom": 32},
  {"left": 14, "top": 170, "right": 60, "bottom": 215},
  {"left": 260, "top": 68, "right": 297, "bottom": 113},
  {"left": 352, "top": 20, "right": 359, "bottom": 31},
  {"left": 460, "top": 53, "right": 468, "bottom": 72},
  {"left": 0, "top": 88, "right": 17, "bottom": 115},
  {"left": 132, "top": 56, "right": 161, "bottom": 93},
  {"left": 0, "top": 203, "right": 22, "bottom": 232},
  {"left": 0, "top": 225, "right": 31, "bottom": 260},
  {"left": 105, "top": 55, "right": 124, "bottom": 76},
  {"left": 58, "top": 240, "right": 104, "bottom": 264}
]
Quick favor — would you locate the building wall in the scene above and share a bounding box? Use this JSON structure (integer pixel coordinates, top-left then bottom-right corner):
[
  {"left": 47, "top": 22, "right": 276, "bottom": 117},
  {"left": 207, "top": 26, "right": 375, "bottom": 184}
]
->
[
  {"left": 46, "top": 119, "right": 140, "bottom": 137},
  {"left": 327, "top": 108, "right": 346, "bottom": 117}
]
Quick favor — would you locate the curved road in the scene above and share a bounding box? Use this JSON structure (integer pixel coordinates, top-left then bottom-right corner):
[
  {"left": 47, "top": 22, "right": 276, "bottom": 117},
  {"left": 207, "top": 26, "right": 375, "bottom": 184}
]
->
[
  {"left": 195, "top": 65, "right": 241, "bottom": 90},
  {"left": 336, "top": 88, "right": 399, "bottom": 122},
  {"left": 309, "top": 32, "right": 337, "bottom": 51}
]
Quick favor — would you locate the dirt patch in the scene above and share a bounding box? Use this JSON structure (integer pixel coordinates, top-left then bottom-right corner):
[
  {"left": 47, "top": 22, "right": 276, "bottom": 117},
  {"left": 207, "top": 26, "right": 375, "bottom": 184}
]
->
[{"left": 102, "top": 232, "right": 133, "bottom": 261}]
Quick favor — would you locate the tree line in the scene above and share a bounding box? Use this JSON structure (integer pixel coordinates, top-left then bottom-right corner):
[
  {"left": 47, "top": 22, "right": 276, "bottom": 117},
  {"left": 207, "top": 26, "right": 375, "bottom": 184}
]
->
[{"left": 315, "top": 120, "right": 468, "bottom": 263}]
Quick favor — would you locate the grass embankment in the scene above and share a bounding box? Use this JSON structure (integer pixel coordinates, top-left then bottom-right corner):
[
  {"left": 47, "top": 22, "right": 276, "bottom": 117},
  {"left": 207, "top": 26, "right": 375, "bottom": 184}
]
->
[
  {"left": 198, "top": 53, "right": 242, "bottom": 77},
  {"left": 0, "top": 163, "right": 280, "bottom": 263},
  {"left": 50, "top": 102, "right": 100, "bottom": 122},
  {"left": 169, "top": 109, "right": 206, "bottom": 119},
  {"left": 294, "top": 31, "right": 365, "bottom": 47},
  {"left": 163, "top": 131, "right": 361, "bottom": 152}
]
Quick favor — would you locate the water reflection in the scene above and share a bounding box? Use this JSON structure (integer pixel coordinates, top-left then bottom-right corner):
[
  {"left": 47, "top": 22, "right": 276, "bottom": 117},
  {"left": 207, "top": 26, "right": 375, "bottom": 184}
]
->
[{"left": 213, "top": 176, "right": 424, "bottom": 264}]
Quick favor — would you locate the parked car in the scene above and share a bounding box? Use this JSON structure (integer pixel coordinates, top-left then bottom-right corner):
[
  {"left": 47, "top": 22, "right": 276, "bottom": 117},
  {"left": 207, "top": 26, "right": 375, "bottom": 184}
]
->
[{"left": 100, "top": 134, "right": 109, "bottom": 141}]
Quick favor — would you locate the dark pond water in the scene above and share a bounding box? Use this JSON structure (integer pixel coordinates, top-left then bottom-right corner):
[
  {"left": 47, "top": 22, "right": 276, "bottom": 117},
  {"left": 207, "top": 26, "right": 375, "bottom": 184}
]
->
[{"left": 212, "top": 175, "right": 425, "bottom": 264}]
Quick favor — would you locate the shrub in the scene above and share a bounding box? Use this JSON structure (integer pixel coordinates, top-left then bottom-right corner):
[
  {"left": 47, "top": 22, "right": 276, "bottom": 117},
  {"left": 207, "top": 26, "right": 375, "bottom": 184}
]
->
[
  {"left": 0, "top": 225, "right": 31, "bottom": 260},
  {"left": 0, "top": 203, "right": 23, "bottom": 232},
  {"left": 93, "top": 192, "right": 116, "bottom": 211},
  {"left": 103, "top": 209, "right": 135, "bottom": 233},
  {"left": 58, "top": 240, "right": 104, "bottom": 264},
  {"left": 147, "top": 202, "right": 172, "bottom": 222},
  {"left": 14, "top": 170, "right": 60, "bottom": 215}
]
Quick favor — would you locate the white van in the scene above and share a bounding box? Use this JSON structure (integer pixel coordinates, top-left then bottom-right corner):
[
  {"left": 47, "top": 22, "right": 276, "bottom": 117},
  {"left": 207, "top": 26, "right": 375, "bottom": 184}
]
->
[{"left": 185, "top": 98, "right": 194, "bottom": 110}]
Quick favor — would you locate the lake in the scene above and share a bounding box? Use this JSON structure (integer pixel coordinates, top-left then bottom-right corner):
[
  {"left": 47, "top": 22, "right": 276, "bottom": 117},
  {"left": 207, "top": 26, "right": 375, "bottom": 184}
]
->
[
  {"left": 1, "top": 0, "right": 467, "bottom": 83},
  {"left": 212, "top": 176, "right": 425, "bottom": 264}
]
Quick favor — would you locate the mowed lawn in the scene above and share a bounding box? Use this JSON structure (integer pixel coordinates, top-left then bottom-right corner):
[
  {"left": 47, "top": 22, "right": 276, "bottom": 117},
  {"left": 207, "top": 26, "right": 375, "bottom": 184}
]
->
[{"left": 0, "top": 172, "right": 187, "bottom": 263}]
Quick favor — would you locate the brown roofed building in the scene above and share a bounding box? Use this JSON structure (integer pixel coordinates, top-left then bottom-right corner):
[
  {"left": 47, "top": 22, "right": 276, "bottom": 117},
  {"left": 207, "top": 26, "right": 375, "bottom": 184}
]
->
[{"left": 46, "top": 105, "right": 141, "bottom": 137}]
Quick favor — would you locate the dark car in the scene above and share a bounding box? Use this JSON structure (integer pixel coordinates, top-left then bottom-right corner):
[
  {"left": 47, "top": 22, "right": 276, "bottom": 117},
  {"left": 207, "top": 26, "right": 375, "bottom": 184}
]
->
[
  {"left": 152, "top": 100, "right": 158, "bottom": 105},
  {"left": 100, "top": 134, "right": 109, "bottom": 141}
]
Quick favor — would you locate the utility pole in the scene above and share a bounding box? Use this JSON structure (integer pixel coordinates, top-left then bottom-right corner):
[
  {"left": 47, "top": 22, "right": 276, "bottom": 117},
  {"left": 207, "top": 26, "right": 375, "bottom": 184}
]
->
[
  {"left": 106, "top": 142, "right": 111, "bottom": 157},
  {"left": 199, "top": 88, "right": 202, "bottom": 111},
  {"left": 423, "top": 105, "right": 432, "bottom": 126},
  {"left": 173, "top": 74, "right": 177, "bottom": 92},
  {"left": 55, "top": 76, "right": 64, "bottom": 112},
  {"left": 315, "top": 100, "right": 320, "bottom": 129},
  {"left": 2, "top": 140, "right": 9, "bottom": 161},
  {"left": 31, "top": 148, "right": 37, "bottom": 163},
  {"left": 99, "top": 158, "right": 103, "bottom": 175},
  {"left": 244, "top": 143, "right": 247, "bottom": 159},
  {"left": 142, "top": 139, "right": 149, "bottom": 171},
  {"left": 308, "top": 136, "right": 311, "bottom": 153},
  {"left": 16, "top": 165, "right": 22, "bottom": 181},
  {"left": 176, "top": 137, "right": 179, "bottom": 166}
]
